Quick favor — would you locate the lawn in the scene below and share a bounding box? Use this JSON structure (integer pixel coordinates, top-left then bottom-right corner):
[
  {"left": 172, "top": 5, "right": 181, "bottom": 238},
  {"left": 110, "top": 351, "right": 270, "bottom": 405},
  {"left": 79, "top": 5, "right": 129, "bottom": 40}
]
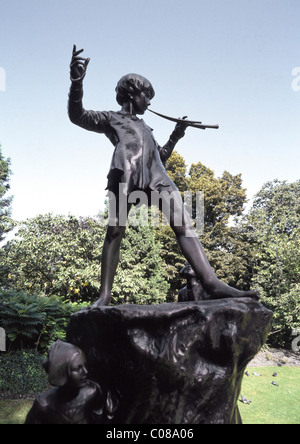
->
[
  {"left": 0, "top": 366, "right": 299, "bottom": 424},
  {"left": 0, "top": 399, "right": 33, "bottom": 424},
  {"left": 239, "top": 366, "right": 300, "bottom": 424}
]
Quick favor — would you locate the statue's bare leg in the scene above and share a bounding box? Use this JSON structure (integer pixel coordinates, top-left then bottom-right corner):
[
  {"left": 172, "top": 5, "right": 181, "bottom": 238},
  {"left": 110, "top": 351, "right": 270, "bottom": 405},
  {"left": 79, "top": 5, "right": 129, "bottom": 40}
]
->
[
  {"left": 94, "top": 225, "right": 126, "bottom": 306},
  {"left": 93, "top": 197, "right": 131, "bottom": 307},
  {"left": 164, "top": 192, "right": 259, "bottom": 300}
]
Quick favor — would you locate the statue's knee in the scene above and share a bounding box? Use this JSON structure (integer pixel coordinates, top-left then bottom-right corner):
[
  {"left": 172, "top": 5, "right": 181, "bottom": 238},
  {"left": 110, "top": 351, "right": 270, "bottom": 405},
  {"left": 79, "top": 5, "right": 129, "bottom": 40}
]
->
[
  {"left": 173, "top": 221, "right": 195, "bottom": 239},
  {"left": 106, "top": 225, "right": 125, "bottom": 242}
]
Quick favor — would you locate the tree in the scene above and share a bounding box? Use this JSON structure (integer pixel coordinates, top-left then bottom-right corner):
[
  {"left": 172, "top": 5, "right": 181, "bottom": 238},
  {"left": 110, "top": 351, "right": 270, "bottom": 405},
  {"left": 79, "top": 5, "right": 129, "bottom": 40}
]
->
[
  {"left": 165, "top": 150, "right": 188, "bottom": 194},
  {"left": 2, "top": 214, "right": 106, "bottom": 301},
  {"left": 153, "top": 151, "right": 188, "bottom": 300},
  {"left": 112, "top": 206, "right": 169, "bottom": 305},
  {"left": 159, "top": 152, "right": 254, "bottom": 301},
  {"left": 247, "top": 180, "right": 300, "bottom": 347},
  {"left": 187, "top": 163, "right": 254, "bottom": 290},
  {"left": 0, "top": 146, "right": 13, "bottom": 242},
  {"left": 1, "top": 211, "right": 169, "bottom": 305}
]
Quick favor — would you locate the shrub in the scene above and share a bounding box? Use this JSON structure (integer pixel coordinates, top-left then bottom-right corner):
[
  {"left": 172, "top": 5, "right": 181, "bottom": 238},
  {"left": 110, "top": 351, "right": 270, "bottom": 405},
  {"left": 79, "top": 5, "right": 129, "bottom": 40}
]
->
[
  {"left": 0, "top": 290, "right": 87, "bottom": 352},
  {"left": 0, "top": 350, "right": 48, "bottom": 397}
]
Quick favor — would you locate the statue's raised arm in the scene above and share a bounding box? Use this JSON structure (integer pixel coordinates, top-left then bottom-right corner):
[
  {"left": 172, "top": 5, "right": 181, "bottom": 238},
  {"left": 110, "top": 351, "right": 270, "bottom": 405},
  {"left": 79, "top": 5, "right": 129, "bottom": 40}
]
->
[{"left": 70, "top": 45, "right": 90, "bottom": 83}]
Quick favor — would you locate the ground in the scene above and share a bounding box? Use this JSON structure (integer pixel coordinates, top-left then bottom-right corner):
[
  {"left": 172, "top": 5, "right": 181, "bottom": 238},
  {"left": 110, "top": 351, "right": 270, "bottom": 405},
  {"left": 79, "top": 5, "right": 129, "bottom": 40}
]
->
[
  {"left": 249, "top": 347, "right": 300, "bottom": 367},
  {"left": 239, "top": 348, "right": 300, "bottom": 424},
  {"left": 239, "top": 366, "right": 300, "bottom": 424}
]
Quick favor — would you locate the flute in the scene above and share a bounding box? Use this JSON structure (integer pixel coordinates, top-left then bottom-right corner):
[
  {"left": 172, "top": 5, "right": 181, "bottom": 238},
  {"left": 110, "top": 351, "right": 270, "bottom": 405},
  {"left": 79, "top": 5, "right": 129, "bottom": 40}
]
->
[{"left": 148, "top": 109, "right": 219, "bottom": 130}]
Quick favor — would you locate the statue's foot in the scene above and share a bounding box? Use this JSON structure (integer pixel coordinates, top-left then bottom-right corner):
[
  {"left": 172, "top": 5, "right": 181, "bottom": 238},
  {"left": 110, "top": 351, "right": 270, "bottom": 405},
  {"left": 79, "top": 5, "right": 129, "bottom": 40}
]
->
[
  {"left": 92, "top": 293, "right": 112, "bottom": 308},
  {"left": 205, "top": 281, "right": 259, "bottom": 301}
]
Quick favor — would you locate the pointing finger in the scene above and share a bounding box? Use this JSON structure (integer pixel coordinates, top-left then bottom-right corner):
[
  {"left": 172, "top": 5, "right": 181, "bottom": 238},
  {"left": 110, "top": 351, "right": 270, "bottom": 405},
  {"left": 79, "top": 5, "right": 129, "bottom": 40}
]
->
[{"left": 72, "top": 46, "right": 84, "bottom": 57}]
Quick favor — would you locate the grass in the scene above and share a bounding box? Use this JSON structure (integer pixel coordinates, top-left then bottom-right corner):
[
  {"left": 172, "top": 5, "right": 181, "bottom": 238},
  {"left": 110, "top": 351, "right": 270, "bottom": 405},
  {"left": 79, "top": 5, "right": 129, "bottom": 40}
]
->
[
  {"left": 0, "top": 399, "right": 33, "bottom": 424},
  {"left": 0, "top": 367, "right": 299, "bottom": 424},
  {"left": 239, "top": 366, "right": 300, "bottom": 424}
]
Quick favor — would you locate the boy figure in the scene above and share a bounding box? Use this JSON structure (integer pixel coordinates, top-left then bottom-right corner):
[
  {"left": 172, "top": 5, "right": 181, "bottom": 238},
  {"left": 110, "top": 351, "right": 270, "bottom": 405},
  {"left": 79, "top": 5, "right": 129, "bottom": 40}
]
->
[{"left": 68, "top": 45, "right": 258, "bottom": 306}]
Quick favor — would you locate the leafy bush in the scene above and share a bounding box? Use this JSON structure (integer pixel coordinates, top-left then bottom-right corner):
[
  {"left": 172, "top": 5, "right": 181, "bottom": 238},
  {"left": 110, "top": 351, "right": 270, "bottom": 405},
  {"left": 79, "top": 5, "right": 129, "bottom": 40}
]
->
[
  {"left": 112, "top": 210, "right": 169, "bottom": 305},
  {"left": 247, "top": 180, "right": 300, "bottom": 347},
  {"left": 0, "top": 350, "right": 48, "bottom": 397},
  {"left": 1, "top": 214, "right": 106, "bottom": 302},
  {"left": 0, "top": 290, "right": 86, "bottom": 352},
  {"left": 0, "top": 212, "right": 170, "bottom": 304},
  {"left": 263, "top": 284, "right": 300, "bottom": 348}
]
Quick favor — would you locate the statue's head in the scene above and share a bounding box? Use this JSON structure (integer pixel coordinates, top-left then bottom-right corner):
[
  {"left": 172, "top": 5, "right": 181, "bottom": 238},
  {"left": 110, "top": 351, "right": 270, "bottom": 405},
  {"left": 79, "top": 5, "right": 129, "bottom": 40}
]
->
[
  {"left": 43, "top": 340, "right": 88, "bottom": 389},
  {"left": 180, "top": 262, "right": 196, "bottom": 279},
  {"left": 115, "top": 73, "right": 155, "bottom": 114}
]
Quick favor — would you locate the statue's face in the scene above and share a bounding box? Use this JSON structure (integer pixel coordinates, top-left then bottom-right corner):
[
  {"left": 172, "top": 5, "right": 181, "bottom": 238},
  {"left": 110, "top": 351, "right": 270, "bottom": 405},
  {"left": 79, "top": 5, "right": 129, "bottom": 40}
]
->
[
  {"left": 69, "top": 354, "right": 88, "bottom": 388},
  {"left": 131, "top": 90, "right": 152, "bottom": 115}
]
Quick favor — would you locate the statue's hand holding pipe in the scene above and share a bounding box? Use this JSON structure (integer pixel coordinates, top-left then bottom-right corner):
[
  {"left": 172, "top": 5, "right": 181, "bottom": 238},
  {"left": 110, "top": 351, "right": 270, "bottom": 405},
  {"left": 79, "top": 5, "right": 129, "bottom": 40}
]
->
[{"left": 174, "top": 116, "right": 189, "bottom": 139}]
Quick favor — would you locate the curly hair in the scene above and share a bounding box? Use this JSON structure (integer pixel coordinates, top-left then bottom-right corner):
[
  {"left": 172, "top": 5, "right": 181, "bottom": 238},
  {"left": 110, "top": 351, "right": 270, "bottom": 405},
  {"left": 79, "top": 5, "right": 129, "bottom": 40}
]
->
[{"left": 115, "top": 73, "right": 155, "bottom": 106}]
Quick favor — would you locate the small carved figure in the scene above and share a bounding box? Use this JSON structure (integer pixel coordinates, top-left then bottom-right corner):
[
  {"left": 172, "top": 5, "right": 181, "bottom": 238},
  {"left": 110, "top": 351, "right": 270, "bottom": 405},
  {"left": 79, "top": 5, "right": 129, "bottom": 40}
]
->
[
  {"left": 178, "top": 262, "right": 209, "bottom": 302},
  {"left": 25, "top": 341, "right": 104, "bottom": 424}
]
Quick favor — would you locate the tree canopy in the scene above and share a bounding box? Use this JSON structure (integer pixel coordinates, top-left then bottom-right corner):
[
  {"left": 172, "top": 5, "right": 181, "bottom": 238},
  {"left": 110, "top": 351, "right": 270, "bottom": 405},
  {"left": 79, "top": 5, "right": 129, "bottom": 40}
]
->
[
  {"left": 162, "top": 152, "right": 254, "bottom": 299},
  {"left": 0, "top": 146, "right": 13, "bottom": 242},
  {"left": 247, "top": 180, "right": 300, "bottom": 347},
  {"left": 1, "top": 211, "right": 169, "bottom": 305}
]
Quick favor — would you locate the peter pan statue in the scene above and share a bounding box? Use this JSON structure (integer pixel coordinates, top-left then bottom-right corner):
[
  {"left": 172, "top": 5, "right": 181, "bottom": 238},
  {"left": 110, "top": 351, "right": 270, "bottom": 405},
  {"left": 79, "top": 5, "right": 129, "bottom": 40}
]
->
[{"left": 68, "top": 45, "right": 258, "bottom": 306}]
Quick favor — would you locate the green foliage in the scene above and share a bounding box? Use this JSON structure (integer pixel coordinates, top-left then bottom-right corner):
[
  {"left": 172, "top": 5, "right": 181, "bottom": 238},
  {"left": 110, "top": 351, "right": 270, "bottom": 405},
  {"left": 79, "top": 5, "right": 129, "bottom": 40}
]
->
[
  {"left": 0, "top": 350, "right": 48, "bottom": 397},
  {"left": 247, "top": 180, "right": 300, "bottom": 347},
  {"left": 161, "top": 151, "right": 189, "bottom": 299},
  {"left": 1, "top": 211, "right": 169, "bottom": 305},
  {"left": 0, "top": 290, "right": 82, "bottom": 351},
  {"left": 0, "top": 146, "right": 14, "bottom": 242},
  {"left": 1, "top": 214, "right": 106, "bottom": 302},
  {"left": 165, "top": 150, "right": 188, "bottom": 194},
  {"left": 162, "top": 152, "right": 253, "bottom": 301},
  {"left": 155, "top": 224, "right": 185, "bottom": 302},
  {"left": 268, "top": 285, "right": 300, "bottom": 346},
  {"left": 112, "top": 206, "right": 169, "bottom": 304},
  {"left": 188, "top": 163, "right": 247, "bottom": 225}
]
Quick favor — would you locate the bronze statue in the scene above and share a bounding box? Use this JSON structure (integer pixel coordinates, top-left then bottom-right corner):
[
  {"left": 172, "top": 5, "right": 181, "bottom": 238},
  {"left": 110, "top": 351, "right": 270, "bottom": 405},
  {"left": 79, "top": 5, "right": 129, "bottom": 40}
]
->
[
  {"left": 68, "top": 45, "right": 258, "bottom": 306},
  {"left": 25, "top": 341, "right": 104, "bottom": 424},
  {"left": 178, "top": 262, "right": 209, "bottom": 302}
]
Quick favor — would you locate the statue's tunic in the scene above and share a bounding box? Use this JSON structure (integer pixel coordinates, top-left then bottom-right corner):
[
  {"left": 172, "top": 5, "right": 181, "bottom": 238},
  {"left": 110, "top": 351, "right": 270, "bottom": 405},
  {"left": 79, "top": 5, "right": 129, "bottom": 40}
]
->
[{"left": 68, "top": 84, "right": 178, "bottom": 195}]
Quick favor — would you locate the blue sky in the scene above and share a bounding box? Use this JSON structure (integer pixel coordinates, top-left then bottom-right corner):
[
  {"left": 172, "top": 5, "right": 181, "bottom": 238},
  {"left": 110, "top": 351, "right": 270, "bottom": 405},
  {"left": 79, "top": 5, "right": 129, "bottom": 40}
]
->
[{"left": 0, "top": 0, "right": 299, "bottom": 220}]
